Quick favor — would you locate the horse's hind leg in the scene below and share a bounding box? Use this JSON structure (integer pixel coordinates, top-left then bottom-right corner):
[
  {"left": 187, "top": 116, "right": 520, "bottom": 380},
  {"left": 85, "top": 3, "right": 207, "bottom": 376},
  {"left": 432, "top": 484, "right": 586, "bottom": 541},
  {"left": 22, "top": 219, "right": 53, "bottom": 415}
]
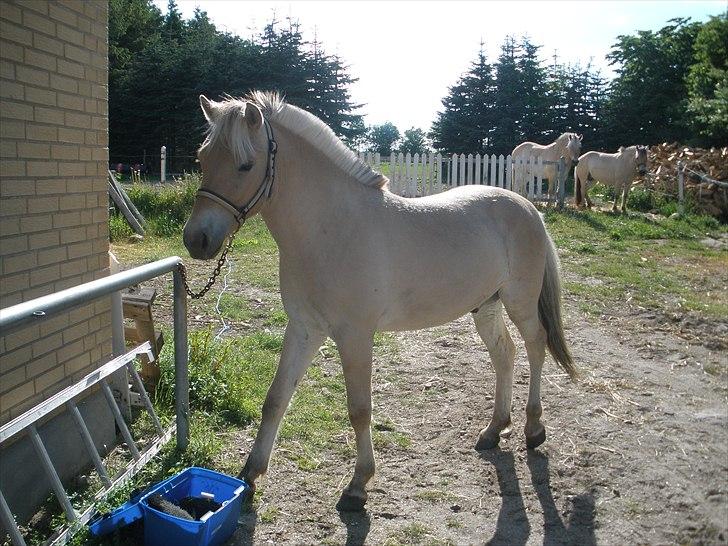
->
[
  {"left": 473, "top": 298, "right": 516, "bottom": 450},
  {"left": 334, "top": 330, "right": 375, "bottom": 511},
  {"left": 499, "top": 285, "right": 548, "bottom": 449}
]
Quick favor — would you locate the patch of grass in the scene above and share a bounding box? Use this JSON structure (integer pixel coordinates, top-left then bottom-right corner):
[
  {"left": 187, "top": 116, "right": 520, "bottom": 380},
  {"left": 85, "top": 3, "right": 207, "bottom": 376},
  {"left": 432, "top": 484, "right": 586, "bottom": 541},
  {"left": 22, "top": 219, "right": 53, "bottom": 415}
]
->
[
  {"left": 259, "top": 505, "right": 280, "bottom": 524},
  {"left": 545, "top": 208, "right": 727, "bottom": 319},
  {"left": 155, "top": 328, "right": 283, "bottom": 426},
  {"left": 384, "top": 522, "right": 447, "bottom": 546},
  {"left": 263, "top": 309, "right": 288, "bottom": 326},
  {"left": 109, "top": 213, "right": 133, "bottom": 242},
  {"left": 122, "top": 174, "right": 199, "bottom": 236},
  {"left": 414, "top": 489, "right": 454, "bottom": 503}
]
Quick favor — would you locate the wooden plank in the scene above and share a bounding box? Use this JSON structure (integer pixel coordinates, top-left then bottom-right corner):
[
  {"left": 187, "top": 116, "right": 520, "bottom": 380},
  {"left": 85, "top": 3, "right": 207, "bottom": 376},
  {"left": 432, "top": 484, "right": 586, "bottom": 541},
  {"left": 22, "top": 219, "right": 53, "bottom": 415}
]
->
[
  {"left": 412, "top": 153, "right": 420, "bottom": 196},
  {"left": 108, "top": 177, "right": 144, "bottom": 236},
  {"left": 121, "top": 301, "right": 153, "bottom": 322},
  {"left": 490, "top": 154, "right": 497, "bottom": 187},
  {"left": 108, "top": 171, "right": 146, "bottom": 229},
  {"left": 389, "top": 152, "right": 396, "bottom": 192},
  {"left": 436, "top": 154, "right": 443, "bottom": 191},
  {"left": 474, "top": 154, "right": 481, "bottom": 185},
  {"left": 466, "top": 154, "right": 473, "bottom": 184},
  {"left": 498, "top": 154, "right": 505, "bottom": 189},
  {"left": 427, "top": 153, "right": 432, "bottom": 195},
  {"left": 528, "top": 157, "right": 535, "bottom": 200},
  {"left": 459, "top": 154, "right": 466, "bottom": 186},
  {"left": 450, "top": 154, "right": 456, "bottom": 187},
  {"left": 506, "top": 155, "right": 512, "bottom": 191}
]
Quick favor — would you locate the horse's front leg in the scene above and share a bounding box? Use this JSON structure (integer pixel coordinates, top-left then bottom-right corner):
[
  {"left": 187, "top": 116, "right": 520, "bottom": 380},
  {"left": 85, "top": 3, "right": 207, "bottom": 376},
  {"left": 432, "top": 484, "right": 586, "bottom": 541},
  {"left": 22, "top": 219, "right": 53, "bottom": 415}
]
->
[
  {"left": 240, "top": 320, "right": 325, "bottom": 485},
  {"left": 621, "top": 183, "right": 629, "bottom": 213},
  {"left": 334, "top": 331, "right": 375, "bottom": 511},
  {"left": 612, "top": 185, "right": 621, "bottom": 212}
]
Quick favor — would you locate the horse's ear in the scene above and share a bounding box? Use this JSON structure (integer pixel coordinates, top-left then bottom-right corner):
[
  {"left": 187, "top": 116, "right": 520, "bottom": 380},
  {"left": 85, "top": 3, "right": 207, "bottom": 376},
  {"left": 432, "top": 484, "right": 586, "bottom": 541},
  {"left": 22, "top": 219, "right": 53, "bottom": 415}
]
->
[
  {"left": 245, "top": 102, "right": 263, "bottom": 130},
  {"left": 578, "top": 133, "right": 583, "bottom": 141},
  {"left": 200, "top": 95, "right": 216, "bottom": 123}
]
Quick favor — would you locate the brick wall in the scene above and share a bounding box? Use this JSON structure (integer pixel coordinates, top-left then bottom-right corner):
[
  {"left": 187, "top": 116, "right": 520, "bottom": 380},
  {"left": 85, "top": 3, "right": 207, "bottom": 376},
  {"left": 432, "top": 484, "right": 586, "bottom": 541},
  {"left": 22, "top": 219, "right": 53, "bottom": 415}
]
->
[{"left": 0, "top": 0, "right": 111, "bottom": 424}]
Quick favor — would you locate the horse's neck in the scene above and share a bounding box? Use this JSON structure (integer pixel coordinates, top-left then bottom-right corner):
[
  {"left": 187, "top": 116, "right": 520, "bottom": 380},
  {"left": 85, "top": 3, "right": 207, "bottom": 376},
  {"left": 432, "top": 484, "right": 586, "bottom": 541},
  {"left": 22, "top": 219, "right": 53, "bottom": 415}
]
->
[{"left": 260, "top": 128, "right": 368, "bottom": 249}]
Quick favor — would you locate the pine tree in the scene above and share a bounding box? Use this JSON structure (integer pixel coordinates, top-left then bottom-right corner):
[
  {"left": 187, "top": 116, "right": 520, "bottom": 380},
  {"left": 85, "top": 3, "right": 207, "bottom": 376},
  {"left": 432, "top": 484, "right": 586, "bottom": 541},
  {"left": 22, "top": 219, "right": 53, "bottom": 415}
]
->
[
  {"left": 517, "top": 37, "right": 550, "bottom": 143},
  {"left": 490, "top": 37, "right": 523, "bottom": 155}
]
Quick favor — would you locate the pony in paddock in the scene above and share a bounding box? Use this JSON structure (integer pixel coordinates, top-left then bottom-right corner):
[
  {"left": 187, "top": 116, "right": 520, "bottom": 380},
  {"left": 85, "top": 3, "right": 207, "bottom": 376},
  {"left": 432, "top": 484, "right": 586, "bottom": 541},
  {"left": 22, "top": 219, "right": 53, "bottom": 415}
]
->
[
  {"left": 183, "top": 92, "right": 576, "bottom": 511},
  {"left": 512, "top": 132, "right": 582, "bottom": 201},
  {"left": 575, "top": 145, "right": 649, "bottom": 213}
]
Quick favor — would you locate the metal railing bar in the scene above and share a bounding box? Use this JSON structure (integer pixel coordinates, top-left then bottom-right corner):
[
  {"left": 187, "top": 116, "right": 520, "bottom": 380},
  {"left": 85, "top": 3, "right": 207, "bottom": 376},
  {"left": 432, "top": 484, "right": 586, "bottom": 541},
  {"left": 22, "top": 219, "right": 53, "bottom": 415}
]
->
[
  {"left": 0, "top": 342, "right": 153, "bottom": 444},
  {"left": 28, "top": 425, "right": 77, "bottom": 523},
  {"left": 100, "top": 380, "right": 140, "bottom": 460},
  {"left": 66, "top": 401, "right": 112, "bottom": 489},
  {"left": 0, "top": 488, "right": 26, "bottom": 546},
  {"left": 46, "top": 425, "right": 176, "bottom": 546},
  {"left": 173, "top": 270, "right": 189, "bottom": 451},
  {"left": 0, "top": 256, "right": 183, "bottom": 336},
  {"left": 126, "top": 364, "right": 164, "bottom": 435}
]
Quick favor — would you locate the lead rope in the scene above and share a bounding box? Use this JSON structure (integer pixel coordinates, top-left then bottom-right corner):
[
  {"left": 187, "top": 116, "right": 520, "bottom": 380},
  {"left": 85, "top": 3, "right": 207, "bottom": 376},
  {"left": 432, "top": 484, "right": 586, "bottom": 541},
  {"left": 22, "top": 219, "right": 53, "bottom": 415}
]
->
[{"left": 178, "top": 224, "right": 240, "bottom": 299}]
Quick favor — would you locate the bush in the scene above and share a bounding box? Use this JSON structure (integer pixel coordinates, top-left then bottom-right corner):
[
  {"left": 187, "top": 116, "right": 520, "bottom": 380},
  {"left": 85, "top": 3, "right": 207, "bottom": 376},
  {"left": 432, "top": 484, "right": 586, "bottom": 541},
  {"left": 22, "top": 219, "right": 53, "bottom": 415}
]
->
[
  {"left": 113, "top": 173, "right": 200, "bottom": 238},
  {"left": 154, "top": 328, "right": 282, "bottom": 425},
  {"left": 109, "top": 212, "right": 133, "bottom": 241}
]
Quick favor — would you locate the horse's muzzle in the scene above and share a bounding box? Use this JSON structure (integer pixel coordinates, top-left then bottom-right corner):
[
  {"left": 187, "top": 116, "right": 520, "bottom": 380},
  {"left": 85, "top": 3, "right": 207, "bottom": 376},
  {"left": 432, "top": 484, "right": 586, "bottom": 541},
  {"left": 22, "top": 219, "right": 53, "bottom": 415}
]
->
[{"left": 183, "top": 226, "right": 222, "bottom": 260}]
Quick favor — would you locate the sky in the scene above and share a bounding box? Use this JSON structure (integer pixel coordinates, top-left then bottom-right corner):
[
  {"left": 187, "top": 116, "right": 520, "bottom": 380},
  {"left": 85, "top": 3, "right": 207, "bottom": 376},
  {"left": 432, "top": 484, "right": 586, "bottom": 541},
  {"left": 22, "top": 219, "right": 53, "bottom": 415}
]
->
[{"left": 154, "top": 0, "right": 726, "bottom": 131}]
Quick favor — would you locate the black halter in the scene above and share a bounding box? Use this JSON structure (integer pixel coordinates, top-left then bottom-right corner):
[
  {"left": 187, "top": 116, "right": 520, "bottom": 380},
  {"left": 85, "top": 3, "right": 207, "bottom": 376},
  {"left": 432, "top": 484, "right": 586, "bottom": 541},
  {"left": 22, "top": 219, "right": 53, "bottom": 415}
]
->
[{"left": 196, "top": 119, "right": 278, "bottom": 225}]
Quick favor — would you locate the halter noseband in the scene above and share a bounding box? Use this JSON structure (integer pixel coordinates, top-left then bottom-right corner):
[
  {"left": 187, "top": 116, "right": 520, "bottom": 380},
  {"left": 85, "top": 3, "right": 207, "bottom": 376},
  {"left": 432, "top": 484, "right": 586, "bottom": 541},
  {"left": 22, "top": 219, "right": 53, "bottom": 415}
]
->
[{"left": 196, "top": 119, "right": 278, "bottom": 225}]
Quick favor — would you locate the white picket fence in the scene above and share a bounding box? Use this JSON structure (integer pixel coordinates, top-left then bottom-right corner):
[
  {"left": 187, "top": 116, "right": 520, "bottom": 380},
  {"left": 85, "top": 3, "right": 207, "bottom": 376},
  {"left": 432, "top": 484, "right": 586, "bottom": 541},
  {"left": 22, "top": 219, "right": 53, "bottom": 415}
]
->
[{"left": 358, "top": 151, "right": 567, "bottom": 205}]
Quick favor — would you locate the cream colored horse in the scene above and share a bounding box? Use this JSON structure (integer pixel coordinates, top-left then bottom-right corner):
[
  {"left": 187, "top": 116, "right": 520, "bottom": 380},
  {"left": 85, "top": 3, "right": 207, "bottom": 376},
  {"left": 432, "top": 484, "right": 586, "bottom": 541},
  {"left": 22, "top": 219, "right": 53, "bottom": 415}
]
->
[
  {"left": 512, "top": 132, "right": 582, "bottom": 201},
  {"left": 183, "top": 92, "right": 576, "bottom": 512},
  {"left": 575, "top": 146, "right": 649, "bottom": 212}
]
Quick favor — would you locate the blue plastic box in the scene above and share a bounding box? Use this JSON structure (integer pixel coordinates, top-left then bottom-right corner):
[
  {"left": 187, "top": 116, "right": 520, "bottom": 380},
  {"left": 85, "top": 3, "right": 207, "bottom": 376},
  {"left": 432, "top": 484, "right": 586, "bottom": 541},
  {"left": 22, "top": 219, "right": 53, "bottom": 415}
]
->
[{"left": 89, "top": 467, "right": 250, "bottom": 546}]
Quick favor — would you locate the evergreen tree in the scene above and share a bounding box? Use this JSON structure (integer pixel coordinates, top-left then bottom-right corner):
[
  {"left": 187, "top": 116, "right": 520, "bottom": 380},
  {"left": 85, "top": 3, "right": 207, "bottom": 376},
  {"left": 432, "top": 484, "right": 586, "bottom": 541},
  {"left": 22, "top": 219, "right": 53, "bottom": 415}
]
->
[
  {"left": 108, "top": 0, "right": 365, "bottom": 172},
  {"left": 490, "top": 37, "right": 523, "bottom": 155},
  {"left": 430, "top": 45, "right": 495, "bottom": 154},
  {"left": 517, "top": 37, "right": 550, "bottom": 143}
]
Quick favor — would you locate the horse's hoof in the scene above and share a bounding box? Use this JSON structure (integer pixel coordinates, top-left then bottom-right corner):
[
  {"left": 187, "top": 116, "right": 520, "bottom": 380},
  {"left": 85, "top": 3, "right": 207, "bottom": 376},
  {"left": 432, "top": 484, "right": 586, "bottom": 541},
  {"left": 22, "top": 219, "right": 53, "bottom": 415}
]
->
[
  {"left": 336, "top": 491, "right": 367, "bottom": 512},
  {"left": 475, "top": 434, "right": 500, "bottom": 451},
  {"left": 526, "top": 428, "right": 546, "bottom": 450}
]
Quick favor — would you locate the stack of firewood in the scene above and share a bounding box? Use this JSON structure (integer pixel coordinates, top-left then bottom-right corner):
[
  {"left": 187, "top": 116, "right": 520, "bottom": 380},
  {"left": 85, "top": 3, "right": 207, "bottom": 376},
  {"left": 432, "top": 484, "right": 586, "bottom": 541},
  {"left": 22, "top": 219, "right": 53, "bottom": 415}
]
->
[{"left": 638, "top": 143, "right": 728, "bottom": 219}]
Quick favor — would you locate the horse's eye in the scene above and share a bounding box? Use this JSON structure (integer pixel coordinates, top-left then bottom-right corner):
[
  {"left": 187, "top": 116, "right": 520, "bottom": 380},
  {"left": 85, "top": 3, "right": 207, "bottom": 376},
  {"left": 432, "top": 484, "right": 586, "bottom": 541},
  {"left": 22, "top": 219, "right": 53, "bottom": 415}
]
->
[{"left": 238, "top": 162, "right": 253, "bottom": 172}]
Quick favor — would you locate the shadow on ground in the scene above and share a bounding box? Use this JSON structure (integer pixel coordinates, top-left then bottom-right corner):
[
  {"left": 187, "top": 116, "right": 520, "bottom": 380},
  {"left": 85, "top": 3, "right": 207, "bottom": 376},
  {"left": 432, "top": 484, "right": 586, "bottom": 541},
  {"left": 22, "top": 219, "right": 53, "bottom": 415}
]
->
[{"left": 480, "top": 448, "right": 596, "bottom": 546}]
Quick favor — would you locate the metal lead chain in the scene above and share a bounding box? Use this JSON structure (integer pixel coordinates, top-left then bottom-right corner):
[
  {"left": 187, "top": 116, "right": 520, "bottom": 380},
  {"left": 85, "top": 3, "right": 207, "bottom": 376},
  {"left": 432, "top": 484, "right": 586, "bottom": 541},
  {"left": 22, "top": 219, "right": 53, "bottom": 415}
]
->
[{"left": 178, "top": 230, "right": 238, "bottom": 300}]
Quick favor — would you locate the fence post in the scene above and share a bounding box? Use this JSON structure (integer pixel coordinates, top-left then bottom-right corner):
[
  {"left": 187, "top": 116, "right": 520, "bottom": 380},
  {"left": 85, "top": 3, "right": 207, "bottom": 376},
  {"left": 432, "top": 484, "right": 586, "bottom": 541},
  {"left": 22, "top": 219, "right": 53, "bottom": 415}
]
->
[
  {"left": 557, "top": 156, "right": 566, "bottom": 209},
  {"left": 173, "top": 268, "right": 189, "bottom": 451},
  {"left": 160, "top": 145, "right": 167, "bottom": 183},
  {"left": 677, "top": 160, "right": 684, "bottom": 215}
]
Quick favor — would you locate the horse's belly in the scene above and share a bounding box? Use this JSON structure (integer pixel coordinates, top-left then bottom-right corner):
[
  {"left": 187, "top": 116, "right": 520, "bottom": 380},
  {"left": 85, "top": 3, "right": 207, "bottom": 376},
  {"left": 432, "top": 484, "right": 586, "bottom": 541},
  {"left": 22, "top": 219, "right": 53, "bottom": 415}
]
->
[{"left": 377, "top": 276, "right": 500, "bottom": 332}]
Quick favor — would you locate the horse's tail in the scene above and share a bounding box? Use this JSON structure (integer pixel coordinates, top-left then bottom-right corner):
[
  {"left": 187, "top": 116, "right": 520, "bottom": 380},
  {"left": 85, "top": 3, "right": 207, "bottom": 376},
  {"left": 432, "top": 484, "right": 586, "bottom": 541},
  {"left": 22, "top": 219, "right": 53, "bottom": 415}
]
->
[
  {"left": 575, "top": 167, "right": 583, "bottom": 207},
  {"left": 538, "top": 232, "right": 577, "bottom": 379}
]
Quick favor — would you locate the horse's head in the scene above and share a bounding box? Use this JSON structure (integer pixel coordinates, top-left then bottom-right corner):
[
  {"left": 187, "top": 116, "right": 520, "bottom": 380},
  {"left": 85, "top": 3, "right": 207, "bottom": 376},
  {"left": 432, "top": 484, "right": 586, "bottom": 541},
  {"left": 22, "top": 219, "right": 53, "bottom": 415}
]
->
[
  {"left": 635, "top": 145, "right": 649, "bottom": 175},
  {"left": 566, "top": 133, "right": 583, "bottom": 163},
  {"left": 183, "top": 95, "right": 275, "bottom": 260}
]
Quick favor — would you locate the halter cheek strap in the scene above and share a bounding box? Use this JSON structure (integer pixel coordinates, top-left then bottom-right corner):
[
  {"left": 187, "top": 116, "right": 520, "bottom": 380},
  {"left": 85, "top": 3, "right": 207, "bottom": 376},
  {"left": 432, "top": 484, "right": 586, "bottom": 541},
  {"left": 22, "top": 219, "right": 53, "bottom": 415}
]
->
[{"left": 196, "top": 119, "right": 278, "bottom": 226}]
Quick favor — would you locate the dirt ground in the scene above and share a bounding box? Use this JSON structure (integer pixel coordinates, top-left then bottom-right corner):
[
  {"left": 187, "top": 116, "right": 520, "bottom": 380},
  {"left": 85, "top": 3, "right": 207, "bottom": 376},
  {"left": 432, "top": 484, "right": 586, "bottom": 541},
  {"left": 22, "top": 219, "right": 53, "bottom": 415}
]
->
[{"left": 228, "top": 289, "right": 728, "bottom": 545}]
